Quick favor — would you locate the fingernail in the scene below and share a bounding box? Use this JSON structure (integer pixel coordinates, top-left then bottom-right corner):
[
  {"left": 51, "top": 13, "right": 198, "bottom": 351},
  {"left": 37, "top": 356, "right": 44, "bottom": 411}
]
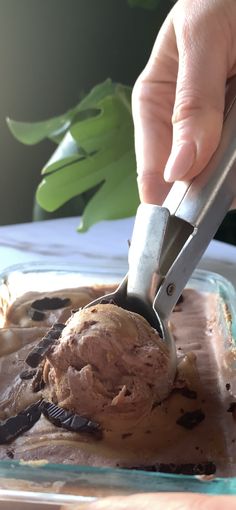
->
[{"left": 164, "top": 142, "right": 196, "bottom": 182}]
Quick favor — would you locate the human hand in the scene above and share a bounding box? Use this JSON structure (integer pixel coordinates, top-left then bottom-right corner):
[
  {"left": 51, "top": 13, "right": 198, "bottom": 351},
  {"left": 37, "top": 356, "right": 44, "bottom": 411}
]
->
[
  {"left": 132, "top": 0, "right": 236, "bottom": 205},
  {"left": 62, "top": 492, "right": 236, "bottom": 509}
]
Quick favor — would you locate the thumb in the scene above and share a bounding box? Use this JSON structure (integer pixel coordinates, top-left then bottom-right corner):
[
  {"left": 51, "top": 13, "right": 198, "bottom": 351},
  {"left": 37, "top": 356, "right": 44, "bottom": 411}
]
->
[{"left": 164, "top": 11, "right": 227, "bottom": 183}]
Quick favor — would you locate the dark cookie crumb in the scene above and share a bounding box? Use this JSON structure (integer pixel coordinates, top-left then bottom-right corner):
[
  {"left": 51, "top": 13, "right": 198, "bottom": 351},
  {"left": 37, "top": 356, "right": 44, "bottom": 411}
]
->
[
  {"left": 28, "top": 309, "right": 46, "bottom": 321},
  {"left": 20, "top": 368, "right": 37, "bottom": 380},
  {"left": 151, "top": 401, "right": 161, "bottom": 410},
  {"left": 176, "top": 409, "right": 205, "bottom": 430},
  {"left": 99, "top": 298, "right": 116, "bottom": 306},
  {"left": 173, "top": 386, "right": 197, "bottom": 400},
  {"left": 32, "top": 366, "right": 45, "bottom": 393},
  {"left": 180, "top": 387, "right": 197, "bottom": 400},
  {"left": 25, "top": 323, "right": 65, "bottom": 368},
  {"left": 31, "top": 297, "right": 71, "bottom": 311},
  {"left": 127, "top": 462, "right": 216, "bottom": 476},
  {"left": 227, "top": 402, "right": 236, "bottom": 421},
  {"left": 121, "top": 433, "right": 133, "bottom": 439},
  {"left": 227, "top": 402, "right": 236, "bottom": 413},
  {"left": 6, "top": 448, "right": 14, "bottom": 459},
  {"left": 226, "top": 383, "right": 231, "bottom": 391}
]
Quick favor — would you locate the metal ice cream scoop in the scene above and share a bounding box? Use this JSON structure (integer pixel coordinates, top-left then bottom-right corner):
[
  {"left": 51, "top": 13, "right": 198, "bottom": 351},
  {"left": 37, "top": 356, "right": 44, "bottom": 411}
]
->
[{"left": 85, "top": 76, "right": 236, "bottom": 381}]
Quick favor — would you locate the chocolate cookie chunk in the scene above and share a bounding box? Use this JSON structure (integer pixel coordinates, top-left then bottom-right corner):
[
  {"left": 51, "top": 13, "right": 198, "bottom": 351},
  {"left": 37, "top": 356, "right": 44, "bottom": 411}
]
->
[
  {"left": 0, "top": 401, "right": 42, "bottom": 444},
  {"left": 26, "top": 323, "right": 65, "bottom": 368}
]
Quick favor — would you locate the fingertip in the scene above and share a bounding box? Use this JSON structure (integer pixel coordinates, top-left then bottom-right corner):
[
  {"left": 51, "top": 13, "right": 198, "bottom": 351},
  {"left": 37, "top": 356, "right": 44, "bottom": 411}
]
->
[
  {"left": 164, "top": 106, "right": 224, "bottom": 184},
  {"left": 163, "top": 141, "right": 196, "bottom": 182}
]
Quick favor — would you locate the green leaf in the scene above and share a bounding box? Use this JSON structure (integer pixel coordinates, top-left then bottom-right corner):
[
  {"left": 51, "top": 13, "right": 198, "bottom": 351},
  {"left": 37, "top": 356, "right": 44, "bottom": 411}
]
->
[
  {"left": 42, "top": 154, "right": 85, "bottom": 176},
  {"left": 75, "top": 78, "right": 116, "bottom": 111},
  {"left": 78, "top": 152, "right": 139, "bottom": 232},
  {"left": 41, "top": 130, "right": 82, "bottom": 175},
  {"left": 70, "top": 94, "right": 131, "bottom": 153},
  {"left": 6, "top": 112, "right": 73, "bottom": 145},
  {"left": 36, "top": 128, "right": 133, "bottom": 210},
  {"left": 6, "top": 79, "right": 115, "bottom": 146},
  {"left": 36, "top": 81, "right": 137, "bottom": 230}
]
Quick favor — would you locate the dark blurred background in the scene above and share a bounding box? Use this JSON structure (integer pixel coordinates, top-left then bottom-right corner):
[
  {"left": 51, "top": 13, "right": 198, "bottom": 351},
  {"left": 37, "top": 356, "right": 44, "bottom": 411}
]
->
[{"left": 0, "top": 0, "right": 235, "bottom": 243}]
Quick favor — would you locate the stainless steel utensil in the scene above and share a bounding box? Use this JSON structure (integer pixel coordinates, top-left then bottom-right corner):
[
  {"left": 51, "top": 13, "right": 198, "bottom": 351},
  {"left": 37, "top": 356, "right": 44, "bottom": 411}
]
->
[{"left": 85, "top": 76, "right": 236, "bottom": 383}]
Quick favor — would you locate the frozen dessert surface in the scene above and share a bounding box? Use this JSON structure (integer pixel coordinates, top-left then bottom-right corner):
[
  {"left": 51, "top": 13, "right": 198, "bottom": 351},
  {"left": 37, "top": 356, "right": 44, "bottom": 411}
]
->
[
  {"left": 5, "top": 286, "right": 114, "bottom": 328},
  {"left": 43, "top": 304, "right": 173, "bottom": 420},
  {"left": 0, "top": 283, "right": 235, "bottom": 477}
]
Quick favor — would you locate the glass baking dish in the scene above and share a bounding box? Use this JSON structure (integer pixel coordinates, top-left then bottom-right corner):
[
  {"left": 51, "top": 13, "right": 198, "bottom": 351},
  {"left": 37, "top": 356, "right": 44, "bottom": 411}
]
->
[{"left": 0, "top": 262, "right": 235, "bottom": 506}]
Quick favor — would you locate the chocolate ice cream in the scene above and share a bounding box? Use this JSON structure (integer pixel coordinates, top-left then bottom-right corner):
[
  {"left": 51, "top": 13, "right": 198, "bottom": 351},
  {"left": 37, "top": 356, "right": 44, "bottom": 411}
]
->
[{"left": 0, "top": 282, "right": 235, "bottom": 477}]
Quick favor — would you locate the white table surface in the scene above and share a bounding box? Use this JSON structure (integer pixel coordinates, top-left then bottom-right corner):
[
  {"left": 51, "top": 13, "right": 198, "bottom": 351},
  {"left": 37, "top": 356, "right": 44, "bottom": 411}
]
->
[{"left": 0, "top": 216, "right": 235, "bottom": 286}]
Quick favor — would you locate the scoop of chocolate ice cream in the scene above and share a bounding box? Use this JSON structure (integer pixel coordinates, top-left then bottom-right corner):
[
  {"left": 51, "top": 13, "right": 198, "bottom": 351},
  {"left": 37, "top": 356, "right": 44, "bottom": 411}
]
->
[{"left": 43, "top": 303, "right": 173, "bottom": 422}]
